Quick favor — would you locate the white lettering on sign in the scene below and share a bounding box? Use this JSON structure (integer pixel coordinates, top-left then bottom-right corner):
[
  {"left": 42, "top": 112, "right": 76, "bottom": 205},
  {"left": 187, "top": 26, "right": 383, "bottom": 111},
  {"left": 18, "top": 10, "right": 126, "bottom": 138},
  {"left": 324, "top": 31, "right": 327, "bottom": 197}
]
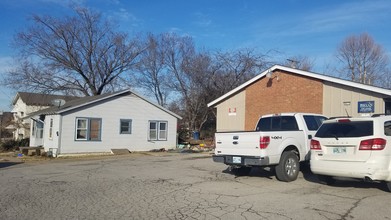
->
[
  {"left": 358, "top": 101, "right": 374, "bottom": 113},
  {"left": 360, "top": 103, "right": 373, "bottom": 108}
]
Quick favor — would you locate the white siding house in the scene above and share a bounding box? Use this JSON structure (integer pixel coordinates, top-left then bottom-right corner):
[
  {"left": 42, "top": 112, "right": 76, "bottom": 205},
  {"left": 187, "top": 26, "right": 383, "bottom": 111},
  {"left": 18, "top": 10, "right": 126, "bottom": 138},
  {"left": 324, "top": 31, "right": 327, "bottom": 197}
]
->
[
  {"left": 11, "top": 92, "right": 78, "bottom": 140},
  {"left": 28, "top": 89, "right": 181, "bottom": 156}
]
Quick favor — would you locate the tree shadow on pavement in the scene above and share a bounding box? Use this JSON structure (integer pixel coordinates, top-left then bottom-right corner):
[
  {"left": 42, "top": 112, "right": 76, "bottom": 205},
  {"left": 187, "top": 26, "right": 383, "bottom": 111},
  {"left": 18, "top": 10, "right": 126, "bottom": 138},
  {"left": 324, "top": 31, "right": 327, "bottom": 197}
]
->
[{"left": 0, "top": 162, "right": 23, "bottom": 169}]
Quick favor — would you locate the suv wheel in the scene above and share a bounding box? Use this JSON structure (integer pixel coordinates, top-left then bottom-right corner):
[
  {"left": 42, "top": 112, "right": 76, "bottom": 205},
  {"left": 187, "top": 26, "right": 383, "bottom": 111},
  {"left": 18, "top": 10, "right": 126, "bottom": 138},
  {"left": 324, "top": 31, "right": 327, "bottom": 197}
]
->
[
  {"left": 230, "top": 166, "right": 252, "bottom": 176},
  {"left": 317, "top": 175, "right": 336, "bottom": 185},
  {"left": 275, "top": 151, "right": 299, "bottom": 182}
]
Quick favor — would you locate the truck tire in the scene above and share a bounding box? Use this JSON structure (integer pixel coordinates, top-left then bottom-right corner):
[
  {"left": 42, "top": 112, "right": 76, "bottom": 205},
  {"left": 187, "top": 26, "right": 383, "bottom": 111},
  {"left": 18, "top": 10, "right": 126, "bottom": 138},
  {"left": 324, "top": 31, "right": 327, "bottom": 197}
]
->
[
  {"left": 275, "top": 151, "right": 299, "bottom": 182},
  {"left": 230, "top": 166, "right": 252, "bottom": 176}
]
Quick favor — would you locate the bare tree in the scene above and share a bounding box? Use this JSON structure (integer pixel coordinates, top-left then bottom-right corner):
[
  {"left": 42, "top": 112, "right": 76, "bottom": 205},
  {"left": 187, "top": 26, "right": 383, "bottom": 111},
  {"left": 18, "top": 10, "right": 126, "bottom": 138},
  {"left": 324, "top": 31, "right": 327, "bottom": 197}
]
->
[
  {"left": 212, "top": 49, "right": 270, "bottom": 94},
  {"left": 162, "top": 33, "right": 197, "bottom": 133},
  {"left": 163, "top": 38, "right": 270, "bottom": 137},
  {"left": 336, "top": 33, "right": 388, "bottom": 85},
  {"left": 4, "top": 7, "right": 145, "bottom": 96},
  {"left": 132, "top": 33, "right": 171, "bottom": 107},
  {"left": 131, "top": 32, "right": 271, "bottom": 139},
  {"left": 283, "top": 55, "right": 315, "bottom": 71}
]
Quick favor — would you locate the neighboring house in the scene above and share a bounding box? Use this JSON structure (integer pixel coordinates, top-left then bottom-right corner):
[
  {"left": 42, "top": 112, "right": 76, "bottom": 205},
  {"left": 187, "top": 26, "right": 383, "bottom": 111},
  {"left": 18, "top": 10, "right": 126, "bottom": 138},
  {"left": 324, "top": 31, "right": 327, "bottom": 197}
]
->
[
  {"left": 0, "top": 111, "right": 14, "bottom": 141},
  {"left": 208, "top": 64, "right": 391, "bottom": 132},
  {"left": 28, "top": 89, "right": 182, "bottom": 156},
  {"left": 11, "top": 92, "right": 79, "bottom": 140}
]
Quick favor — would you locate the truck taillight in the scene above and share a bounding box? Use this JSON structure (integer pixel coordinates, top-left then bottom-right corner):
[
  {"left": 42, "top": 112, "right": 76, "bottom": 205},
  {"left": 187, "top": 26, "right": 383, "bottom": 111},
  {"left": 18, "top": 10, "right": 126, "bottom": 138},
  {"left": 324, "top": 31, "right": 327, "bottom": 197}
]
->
[
  {"left": 310, "top": 139, "right": 321, "bottom": 150},
  {"left": 359, "top": 138, "right": 386, "bottom": 150},
  {"left": 260, "top": 136, "right": 270, "bottom": 149}
]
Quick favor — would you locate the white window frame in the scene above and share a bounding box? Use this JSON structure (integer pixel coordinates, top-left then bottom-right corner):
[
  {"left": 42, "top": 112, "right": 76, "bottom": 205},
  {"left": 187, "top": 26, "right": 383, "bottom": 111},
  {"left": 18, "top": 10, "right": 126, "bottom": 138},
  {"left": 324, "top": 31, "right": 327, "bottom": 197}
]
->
[
  {"left": 148, "top": 121, "right": 168, "bottom": 141},
  {"left": 75, "top": 117, "right": 102, "bottom": 141}
]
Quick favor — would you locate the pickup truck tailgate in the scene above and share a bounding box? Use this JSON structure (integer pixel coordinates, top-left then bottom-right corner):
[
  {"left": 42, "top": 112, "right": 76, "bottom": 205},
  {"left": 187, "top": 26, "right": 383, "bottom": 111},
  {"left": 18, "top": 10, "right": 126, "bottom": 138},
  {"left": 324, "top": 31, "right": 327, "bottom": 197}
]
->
[{"left": 215, "top": 132, "right": 262, "bottom": 156}]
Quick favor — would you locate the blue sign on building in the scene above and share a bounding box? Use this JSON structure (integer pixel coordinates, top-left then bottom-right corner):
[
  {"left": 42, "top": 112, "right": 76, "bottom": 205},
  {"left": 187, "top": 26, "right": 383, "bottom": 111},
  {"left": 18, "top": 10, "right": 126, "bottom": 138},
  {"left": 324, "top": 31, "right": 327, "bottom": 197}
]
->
[{"left": 358, "top": 101, "right": 375, "bottom": 113}]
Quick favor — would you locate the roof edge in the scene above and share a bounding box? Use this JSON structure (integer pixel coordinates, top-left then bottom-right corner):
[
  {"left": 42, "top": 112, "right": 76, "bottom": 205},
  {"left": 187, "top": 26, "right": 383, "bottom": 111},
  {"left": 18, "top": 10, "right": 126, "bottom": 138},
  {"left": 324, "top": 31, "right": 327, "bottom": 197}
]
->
[
  {"left": 207, "top": 64, "right": 391, "bottom": 108},
  {"left": 207, "top": 64, "right": 279, "bottom": 107},
  {"left": 30, "top": 89, "right": 182, "bottom": 120}
]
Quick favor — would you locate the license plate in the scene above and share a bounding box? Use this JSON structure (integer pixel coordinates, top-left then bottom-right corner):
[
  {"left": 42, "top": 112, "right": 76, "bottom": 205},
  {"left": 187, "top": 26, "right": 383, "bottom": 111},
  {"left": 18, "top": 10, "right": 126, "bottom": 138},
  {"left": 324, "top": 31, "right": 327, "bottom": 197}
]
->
[
  {"left": 333, "top": 147, "right": 346, "bottom": 154},
  {"left": 232, "top": 156, "right": 241, "bottom": 164}
]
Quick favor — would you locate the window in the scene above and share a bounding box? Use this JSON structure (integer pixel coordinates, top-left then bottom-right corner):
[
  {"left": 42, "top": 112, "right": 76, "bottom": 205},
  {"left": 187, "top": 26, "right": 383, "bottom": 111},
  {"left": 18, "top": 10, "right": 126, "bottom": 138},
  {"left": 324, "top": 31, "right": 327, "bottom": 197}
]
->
[
  {"left": 76, "top": 118, "right": 102, "bottom": 141},
  {"left": 76, "top": 118, "right": 87, "bottom": 140},
  {"left": 49, "top": 118, "right": 53, "bottom": 139},
  {"left": 36, "top": 121, "right": 43, "bottom": 139},
  {"left": 303, "top": 115, "right": 328, "bottom": 131},
  {"left": 120, "top": 119, "right": 132, "bottom": 134},
  {"left": 256, "top": 116, "right": 298, "bottom": 131},
  {"left": 159, "top": 122, "right": 167, "bottom": 140},
  {"left": 148, "top": 121, "right": 167, "bottom": 141},
  {"left": 32, "top": 120, "right": 36, "bottom": 136},
  {"left": 384, "top": 121, "right": 391, "bottom": 136},
  {"left": 316, "top": 121, "right": 373, "bottom": 138},
  {"left": 149, "top": 121, "right": 157, "bottom": 140}
]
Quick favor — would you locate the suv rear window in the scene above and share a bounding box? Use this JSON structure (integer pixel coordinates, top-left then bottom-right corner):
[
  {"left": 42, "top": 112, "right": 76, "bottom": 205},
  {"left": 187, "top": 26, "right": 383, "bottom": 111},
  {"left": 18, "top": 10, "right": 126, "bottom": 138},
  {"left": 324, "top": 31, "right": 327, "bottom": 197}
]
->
[
  {"left": 315, "top": 121, "right": 373, "bottom": 138},
  {"left": 256, "top": 116, "right": 299, "bottom": 131}
]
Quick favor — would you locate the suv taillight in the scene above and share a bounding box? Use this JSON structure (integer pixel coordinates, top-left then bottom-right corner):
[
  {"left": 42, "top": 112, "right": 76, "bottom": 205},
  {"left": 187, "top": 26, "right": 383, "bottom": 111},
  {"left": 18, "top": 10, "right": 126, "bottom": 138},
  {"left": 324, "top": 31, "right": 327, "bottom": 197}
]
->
[
  {"left": 260, "top": 136, "right": 270, "bottom": 149},
  {"left": 359, "top": 138, "right": 386, "bottom": 150},
  {"left": 310, "top": 139, "right": 321, "bottom": 150}
]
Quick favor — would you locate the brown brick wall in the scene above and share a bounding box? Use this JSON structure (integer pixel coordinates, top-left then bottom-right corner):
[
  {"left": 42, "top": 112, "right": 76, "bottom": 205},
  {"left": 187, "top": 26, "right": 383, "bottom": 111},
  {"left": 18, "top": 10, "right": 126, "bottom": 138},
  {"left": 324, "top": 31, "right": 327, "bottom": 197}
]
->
[{"left": 244, "top": 70, "right": 323, "bottom": 130}]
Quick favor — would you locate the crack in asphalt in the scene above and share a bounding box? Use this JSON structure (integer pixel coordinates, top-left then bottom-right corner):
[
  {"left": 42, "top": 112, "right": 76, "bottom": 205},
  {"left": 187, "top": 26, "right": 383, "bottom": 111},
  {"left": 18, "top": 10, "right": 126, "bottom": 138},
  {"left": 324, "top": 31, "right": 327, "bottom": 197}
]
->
[{"left": 340, "top": 196, "right": 369, "bottom": 220}]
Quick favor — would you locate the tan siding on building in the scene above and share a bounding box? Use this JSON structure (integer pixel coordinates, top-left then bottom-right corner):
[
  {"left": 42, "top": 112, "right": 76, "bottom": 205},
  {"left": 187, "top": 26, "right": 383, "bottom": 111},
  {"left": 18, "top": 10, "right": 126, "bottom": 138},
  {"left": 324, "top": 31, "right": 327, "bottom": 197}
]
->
[
  {"left": 244, "top": 70, "right": 323, "bottom": 130},
  {"left": 216, "top": 90, "right": 246, "bottom": 132},
  {"left": 323, "top": 82, "right": 386, "bottom": 117}
]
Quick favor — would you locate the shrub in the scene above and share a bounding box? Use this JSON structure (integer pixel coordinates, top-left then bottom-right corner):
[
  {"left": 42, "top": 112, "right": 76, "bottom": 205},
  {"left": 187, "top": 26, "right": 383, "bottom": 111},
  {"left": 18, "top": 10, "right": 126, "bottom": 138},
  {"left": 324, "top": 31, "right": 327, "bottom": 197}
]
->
[
  {"left": 18, "top": 138, "right": 30, "bottom": 147},
  {"left": 0, "top": 138, "right": 30, "bottom": 152},
  {"left": 1, "top": 140, "right": 18, "bottom": 152}
]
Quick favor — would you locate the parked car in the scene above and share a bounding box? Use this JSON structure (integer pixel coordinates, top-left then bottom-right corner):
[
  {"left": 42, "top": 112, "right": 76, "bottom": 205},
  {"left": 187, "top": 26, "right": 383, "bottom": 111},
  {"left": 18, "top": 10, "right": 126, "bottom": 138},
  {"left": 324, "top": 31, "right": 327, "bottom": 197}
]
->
[
  {"left": 310, "top": 115, "right": 391, "bottom": 191},
  {"left": 213, "top": 113, "right": 327, "bottom": 182}
]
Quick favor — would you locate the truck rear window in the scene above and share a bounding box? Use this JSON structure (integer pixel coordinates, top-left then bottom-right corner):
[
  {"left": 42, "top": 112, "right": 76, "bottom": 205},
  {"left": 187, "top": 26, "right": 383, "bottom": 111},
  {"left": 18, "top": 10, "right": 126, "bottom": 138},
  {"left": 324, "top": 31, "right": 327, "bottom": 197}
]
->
[
  {"left": 256, "top": 116, "right": 299, "bottom": 131},
  {"left": 315, "top": 121, "right": 373, "bottom": 138}
]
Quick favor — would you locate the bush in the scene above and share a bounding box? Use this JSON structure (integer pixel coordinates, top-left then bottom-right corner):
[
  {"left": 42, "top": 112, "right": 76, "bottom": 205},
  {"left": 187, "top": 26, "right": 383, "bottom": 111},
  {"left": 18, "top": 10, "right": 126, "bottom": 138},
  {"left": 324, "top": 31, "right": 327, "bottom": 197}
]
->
[
  {"left": 0, "top": 138, "right": 30, "bottom": 152},
  {"left": 1, "top": 140, "right": 18, "bottom": 152},
  {"left": 18, "top": 138, "right": 30, "bottom": 147}
]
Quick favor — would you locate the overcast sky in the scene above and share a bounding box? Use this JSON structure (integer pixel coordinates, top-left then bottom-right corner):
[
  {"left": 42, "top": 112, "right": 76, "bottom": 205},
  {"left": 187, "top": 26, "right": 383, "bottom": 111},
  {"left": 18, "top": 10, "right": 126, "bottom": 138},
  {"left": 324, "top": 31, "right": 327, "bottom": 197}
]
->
[{"left": 0, "top": 0, "right": 390, "bottom": 111}]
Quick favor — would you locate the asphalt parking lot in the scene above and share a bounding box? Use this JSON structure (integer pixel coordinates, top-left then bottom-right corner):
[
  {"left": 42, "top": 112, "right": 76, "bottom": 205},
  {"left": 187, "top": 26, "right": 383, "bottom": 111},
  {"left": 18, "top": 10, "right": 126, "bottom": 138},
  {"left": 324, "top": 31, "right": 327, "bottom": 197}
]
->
[{"left": 1, "top": 152, "right": 391, "bottom": 220}]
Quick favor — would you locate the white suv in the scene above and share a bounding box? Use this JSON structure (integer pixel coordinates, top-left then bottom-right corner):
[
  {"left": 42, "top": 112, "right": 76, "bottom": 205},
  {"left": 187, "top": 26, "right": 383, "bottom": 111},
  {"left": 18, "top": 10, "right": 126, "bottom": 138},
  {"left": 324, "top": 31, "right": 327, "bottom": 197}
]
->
[{"left": 310, "top": 115, "right": 391, "bottom": 192}]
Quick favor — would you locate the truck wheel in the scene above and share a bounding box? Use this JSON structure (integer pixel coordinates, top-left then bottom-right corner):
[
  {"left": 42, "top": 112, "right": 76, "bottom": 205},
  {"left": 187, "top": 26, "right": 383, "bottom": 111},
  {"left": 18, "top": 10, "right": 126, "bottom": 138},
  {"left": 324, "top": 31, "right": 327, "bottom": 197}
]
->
[
  {"left": 317, "top": 175, "right": 336, "bottom": 185},
  {"left": 275, "top": 151, "right": 299, "bottom": 182},
  {"left": 230, "top": 166, "right": 252, "bottom": 176}
]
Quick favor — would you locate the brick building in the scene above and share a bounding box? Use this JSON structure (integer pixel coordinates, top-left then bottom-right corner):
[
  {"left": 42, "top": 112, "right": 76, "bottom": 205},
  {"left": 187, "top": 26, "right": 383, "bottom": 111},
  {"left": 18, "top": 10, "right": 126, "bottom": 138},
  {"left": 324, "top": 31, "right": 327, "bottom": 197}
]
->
[{"left": 208, "top": 65, "right": 391, "bottom": 132}]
